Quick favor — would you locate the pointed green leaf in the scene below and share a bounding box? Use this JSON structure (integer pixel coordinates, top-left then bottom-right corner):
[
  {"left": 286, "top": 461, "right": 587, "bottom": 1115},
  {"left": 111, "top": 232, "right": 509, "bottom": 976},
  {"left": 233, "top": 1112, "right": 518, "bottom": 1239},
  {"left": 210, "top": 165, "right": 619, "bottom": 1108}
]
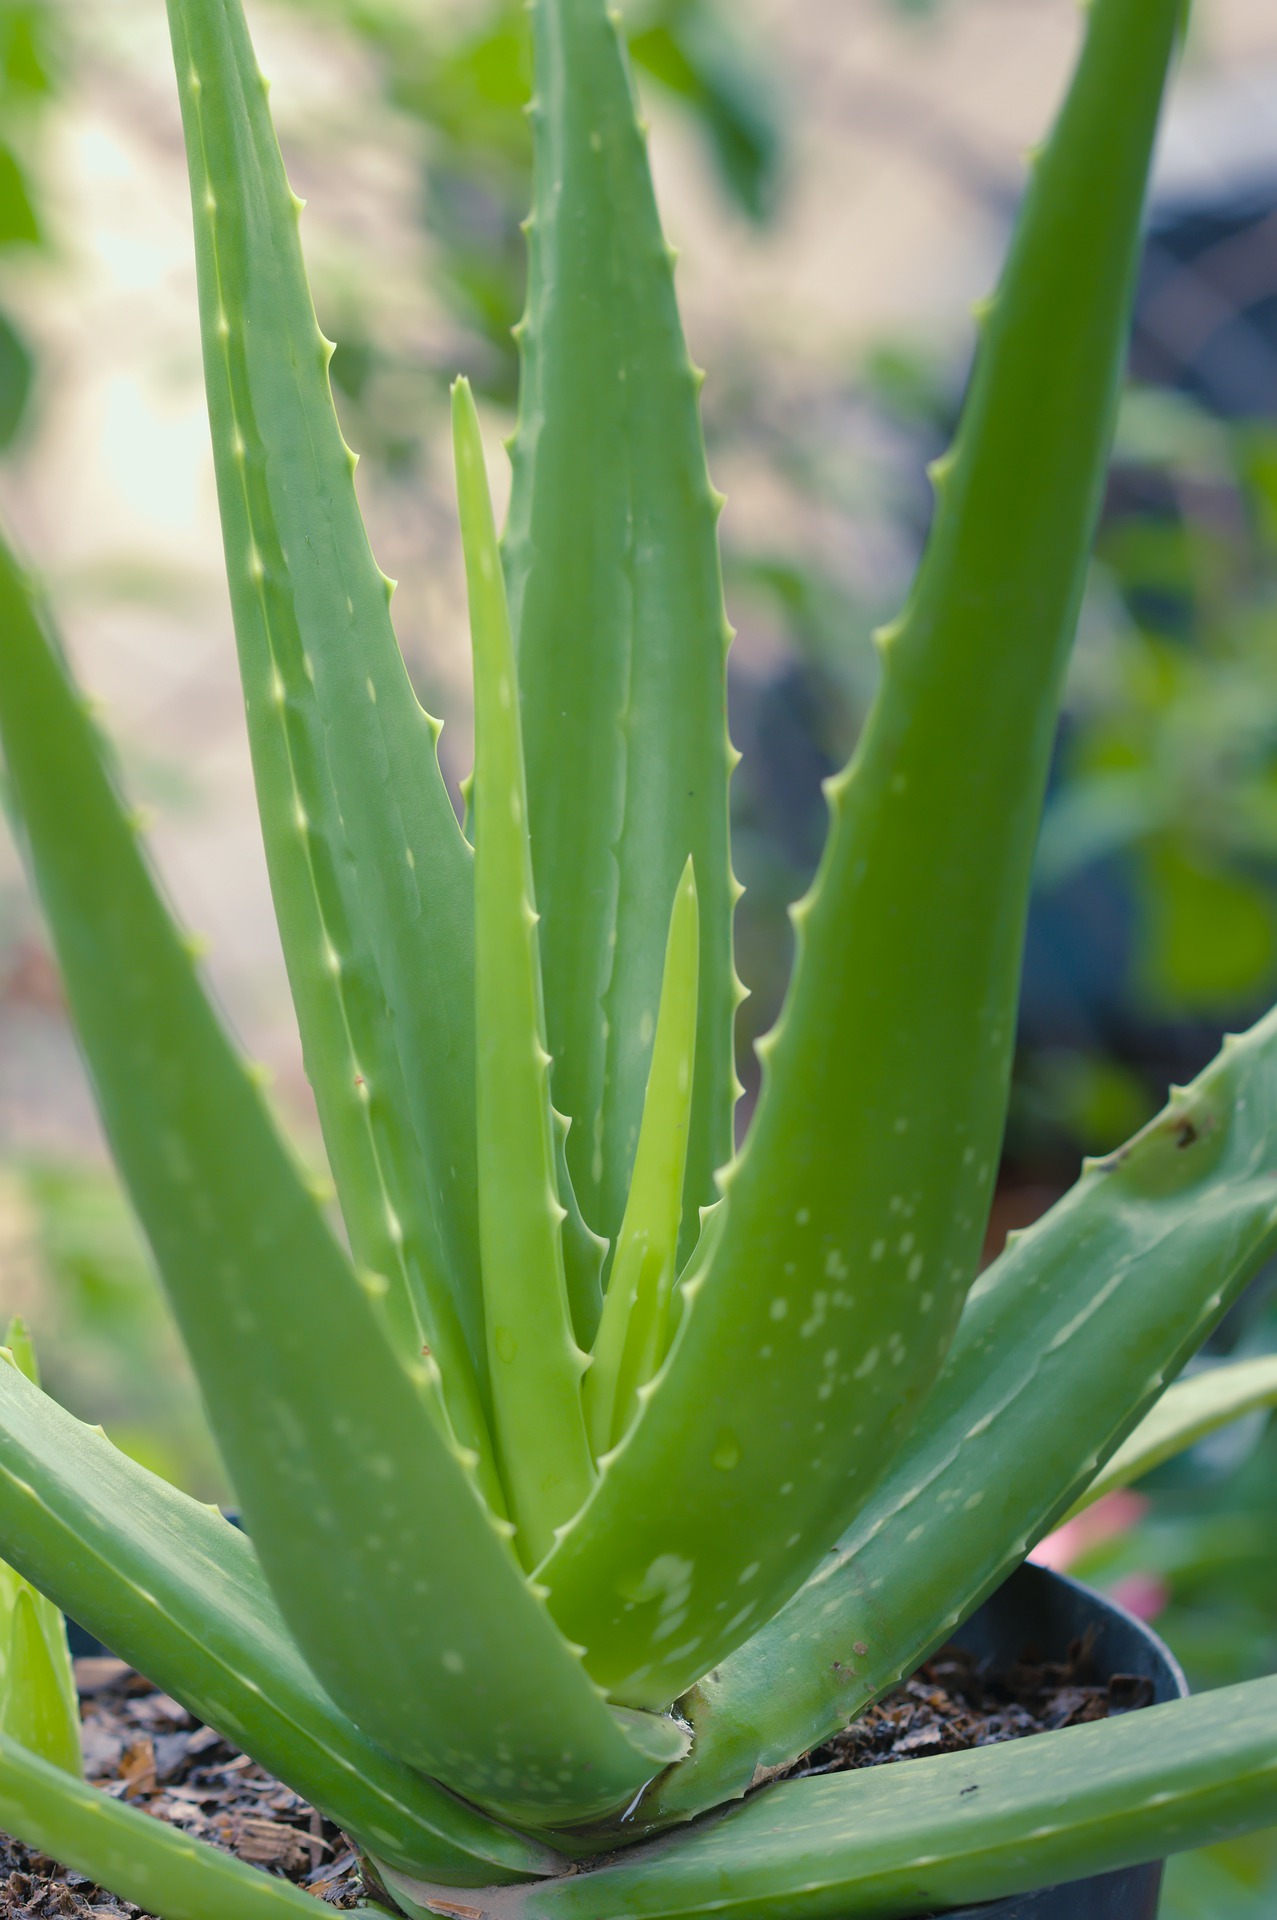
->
[
  {"left": 1, "top": 1588, "right": 81, "bottom": 1778},
  {"left": 538, "top": 0, "right": 1182, "bottom": 1710},
  {"left": 586, "top": 858, "right": 700, "bottom": 1459},
  {"left": 0, "top": 1355, "right": 553, "bottom": 1881},
  {"left": 389, "top": 1679, "right": 1277, "bottom": 1920},
  {"left": 0, "top": 1331, "right": 81, "bottom": 1780},
  {"left": 166, "top": 0, "right": 492, "bottom": 1468},
  {"left": 506, "top": 0, "right": 738, "bottom": 1264},
  {"left": 0, "top": 1727, "right": 328, "bottom": 1920},
  {"left": 0, "top": 534, "right": 681, "bottom": 1827},
  {"left": 1065, "top": 1352, "right": 1277, "bottom": 1520},
  {"left": 641, "top": 1010, "right": 1277, "bottom": 1834},
  {"left": 555, "top": 1109, "right": 609, "bottom": 1348},
  {"left": 455, "top": 375, "right": 594, "bottom": 1568}
]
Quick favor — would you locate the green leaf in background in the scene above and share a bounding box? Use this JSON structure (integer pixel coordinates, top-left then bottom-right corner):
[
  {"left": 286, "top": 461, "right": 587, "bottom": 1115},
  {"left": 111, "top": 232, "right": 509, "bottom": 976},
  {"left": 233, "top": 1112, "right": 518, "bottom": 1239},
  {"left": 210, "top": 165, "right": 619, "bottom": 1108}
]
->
[
  {"left": 0, "top": 306, "right": 32, "bottom": 448},
  {"left": 0, "top": 140, "right": 37, "bottom": 245}
]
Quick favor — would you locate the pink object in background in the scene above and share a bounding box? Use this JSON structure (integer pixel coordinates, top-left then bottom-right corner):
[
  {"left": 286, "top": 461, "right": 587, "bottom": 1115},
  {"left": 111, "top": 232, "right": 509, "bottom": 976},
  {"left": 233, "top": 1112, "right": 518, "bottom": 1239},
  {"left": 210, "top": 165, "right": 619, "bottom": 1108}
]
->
[{"left": 1030, "top": 1490, "right": 1170, "bottom": 1621}]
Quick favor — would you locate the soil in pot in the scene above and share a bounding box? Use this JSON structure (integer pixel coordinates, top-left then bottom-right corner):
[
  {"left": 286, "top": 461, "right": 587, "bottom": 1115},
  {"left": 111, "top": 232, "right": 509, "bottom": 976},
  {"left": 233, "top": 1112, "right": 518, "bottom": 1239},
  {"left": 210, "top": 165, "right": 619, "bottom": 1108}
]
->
[
  {"left": 0, "top": 1655, "right": 364, "bottom": 1915},
  {"left": 0, "top": 1624, "right": 1149, "bottom": 1919}
]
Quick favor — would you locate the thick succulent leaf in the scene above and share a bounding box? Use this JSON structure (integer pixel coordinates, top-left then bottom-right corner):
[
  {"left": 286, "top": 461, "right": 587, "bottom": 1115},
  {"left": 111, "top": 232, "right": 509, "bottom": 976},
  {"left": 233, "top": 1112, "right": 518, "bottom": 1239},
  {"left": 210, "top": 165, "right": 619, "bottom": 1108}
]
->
[
  {"left": 384, "top": 1679, "right": 1277, "bottom": 1920},
  {"left": 0, "top": 1338, "right": 80, "bottom": 1780},
  {"left": 0, "top": 537, "right": 680, "bottom": 1828},
  {"left": 0, "top": 1589, "right": 81, "bottom": 1778},
  {"left": 638, "top": 1011, "right": 1277, "bottom": 1833},
  {"left": 166, "top": 0, "right": 491, "bottom": 1462},
  {"left": 0, "top": 1728, "right": 327, "bottom": 1920},
  {"left": 505, "top": 0, "right": 738, "bottom": 1263},
  {"left": 0, "top": 1357, "right": 555, "bottom": 1882},
  {"left": 538, "top": 0, "right": 1181, "bottom": 1709},
  {"left": 586, "top": 859, "right": 700, "bottom": 1459},
  {"left": 1065, "top": 1352, "right": 1277, "bottom": 1519},
  {"left": 455, "top": 378, "right": 595, "bottom": 1566}
]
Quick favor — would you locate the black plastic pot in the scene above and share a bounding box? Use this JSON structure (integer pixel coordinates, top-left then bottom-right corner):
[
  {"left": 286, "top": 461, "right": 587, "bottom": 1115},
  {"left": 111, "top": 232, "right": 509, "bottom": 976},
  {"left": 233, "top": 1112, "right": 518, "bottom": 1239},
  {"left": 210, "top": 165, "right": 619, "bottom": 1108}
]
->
[
  {"left": 935, "top": 1559, "right": 1188, "bottom": 1920},
  {"left": 67, "top": 1556, "right": 1186, "bottom": 1918}
]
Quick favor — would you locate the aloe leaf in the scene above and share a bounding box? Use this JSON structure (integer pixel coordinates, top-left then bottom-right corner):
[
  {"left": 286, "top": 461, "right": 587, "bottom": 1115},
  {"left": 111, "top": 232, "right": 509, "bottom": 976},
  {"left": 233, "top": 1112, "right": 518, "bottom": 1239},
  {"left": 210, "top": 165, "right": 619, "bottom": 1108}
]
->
[
  {"left": 0, "top": 1726, "right": 329, "bottom": 1920},
  {"left": 641, "top": 1011, "right": 1277, "bottom": 1833},
  {"left": 0, "top": 536, "right": 680, "bottom": 1827},
  {"left": 165, "top": 0, "right": 491, "bottom": 1462},
  {"left": 555, "top": 1109, "right": 609, "bottom": 1348},
  {"left": 454, "top": 376, "right": 594, "bottom": 1567},
  {"left": 0, "top": 1327, "right": 80, "bottom": 1780},
  {"left": 585, "top": 859, "right": 700, "bottom": 1459},
  {"left": 384, "top": 1678, "right": 1277, "bottom": 1920},
  {"left": 538, "top": 0, "right": 1181, "bottom": 1710},
  {"left": 1, "top": 1589, "right": 81, "bottom": 1779},
  {"left": 1064, "top": 1352, "right": 1277, "bottom": 1519},
  {"left": 505, "top": 0, "right": 738, "bottom": 1264},
  {"left": 0, "top": 1355, "right": 554, "bottom": 1882}
]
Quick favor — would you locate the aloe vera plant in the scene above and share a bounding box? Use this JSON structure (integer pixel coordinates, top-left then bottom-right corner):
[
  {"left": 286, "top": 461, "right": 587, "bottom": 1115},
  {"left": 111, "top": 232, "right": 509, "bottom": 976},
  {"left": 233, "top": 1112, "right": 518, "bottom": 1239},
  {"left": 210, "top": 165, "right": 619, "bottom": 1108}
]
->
[{"left": 0, "top": 0, "right": 1276, "bottom": 1913}]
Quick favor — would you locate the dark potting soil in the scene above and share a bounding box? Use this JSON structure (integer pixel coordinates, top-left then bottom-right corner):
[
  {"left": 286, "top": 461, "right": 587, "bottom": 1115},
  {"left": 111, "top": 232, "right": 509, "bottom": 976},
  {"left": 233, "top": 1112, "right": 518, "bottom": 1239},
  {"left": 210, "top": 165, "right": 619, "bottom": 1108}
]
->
[
  {"left": 0, "top": 1658, "right": 364, "bottom": 1916},
  {"left": 0, "top": 1635, "right": 1153, "bottom": 1918}
]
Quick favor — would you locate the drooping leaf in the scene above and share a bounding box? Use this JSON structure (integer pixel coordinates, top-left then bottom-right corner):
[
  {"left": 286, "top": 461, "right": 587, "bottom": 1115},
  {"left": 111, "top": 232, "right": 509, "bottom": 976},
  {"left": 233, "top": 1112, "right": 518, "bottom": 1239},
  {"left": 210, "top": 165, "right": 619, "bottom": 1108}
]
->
[
  {"left": 505, "top": 0, "right": 739, "bottom": 1267},
  {"left": 383, "top": 1677, "right": 1277, "bottom": 1920},
  {"left": 538, "top": 0, "right": 1182, "bottom": 1710}
]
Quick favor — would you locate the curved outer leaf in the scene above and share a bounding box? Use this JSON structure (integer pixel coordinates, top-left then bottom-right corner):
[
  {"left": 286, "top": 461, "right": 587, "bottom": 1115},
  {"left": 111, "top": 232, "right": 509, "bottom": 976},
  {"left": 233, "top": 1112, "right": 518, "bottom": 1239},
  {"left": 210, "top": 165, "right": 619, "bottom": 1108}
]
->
[
  {"left": 0, "top": 536, "right": 679, "bottom": 1828},
  {"left": 1065, "top": 1352, "right": 1277, "bottom": 1519},
  {"left": 384, "top": 1679, "right": 1277, "bottom": 1920},
  {"left": 166, "top": 0, "right": 492, "bottom": 1468},
  {"left": 0, "top": 1358, "right": 555, "bottom": 1883},
  {"left": 455, "top": 377, "right": 595, "bottom": 1566},
  {"left": 505, "top": 0, "right": 738, "bottom": 1265},
  {"left": 538, "top": 0, "right": 1181, "bottom": 1709},
  {"left": 637, "top": 1010, "right": 1277, "bottom": 1834},
  {"left": 0, "top": 1727, "right": 326, "bottom": 1920}
]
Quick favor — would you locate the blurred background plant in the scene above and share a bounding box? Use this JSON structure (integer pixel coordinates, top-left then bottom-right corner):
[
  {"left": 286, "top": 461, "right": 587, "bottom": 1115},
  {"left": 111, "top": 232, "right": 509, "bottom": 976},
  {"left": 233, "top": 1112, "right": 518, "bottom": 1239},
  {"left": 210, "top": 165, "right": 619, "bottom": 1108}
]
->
[{"left": 0, "top": 0, "right": 1275, "bottom": 1910}]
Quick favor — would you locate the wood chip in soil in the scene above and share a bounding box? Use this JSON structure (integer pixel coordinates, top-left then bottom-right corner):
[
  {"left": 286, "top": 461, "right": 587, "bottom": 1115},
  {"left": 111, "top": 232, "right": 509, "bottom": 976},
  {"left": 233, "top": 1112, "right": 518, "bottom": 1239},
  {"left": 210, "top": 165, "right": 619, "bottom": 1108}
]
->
[
  {"left": 786, "top": 1628, "right": 1154, "bottom": 1780},
  {"left": 0, "top": 1659, "right": 364, "bottom": 1917}
]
